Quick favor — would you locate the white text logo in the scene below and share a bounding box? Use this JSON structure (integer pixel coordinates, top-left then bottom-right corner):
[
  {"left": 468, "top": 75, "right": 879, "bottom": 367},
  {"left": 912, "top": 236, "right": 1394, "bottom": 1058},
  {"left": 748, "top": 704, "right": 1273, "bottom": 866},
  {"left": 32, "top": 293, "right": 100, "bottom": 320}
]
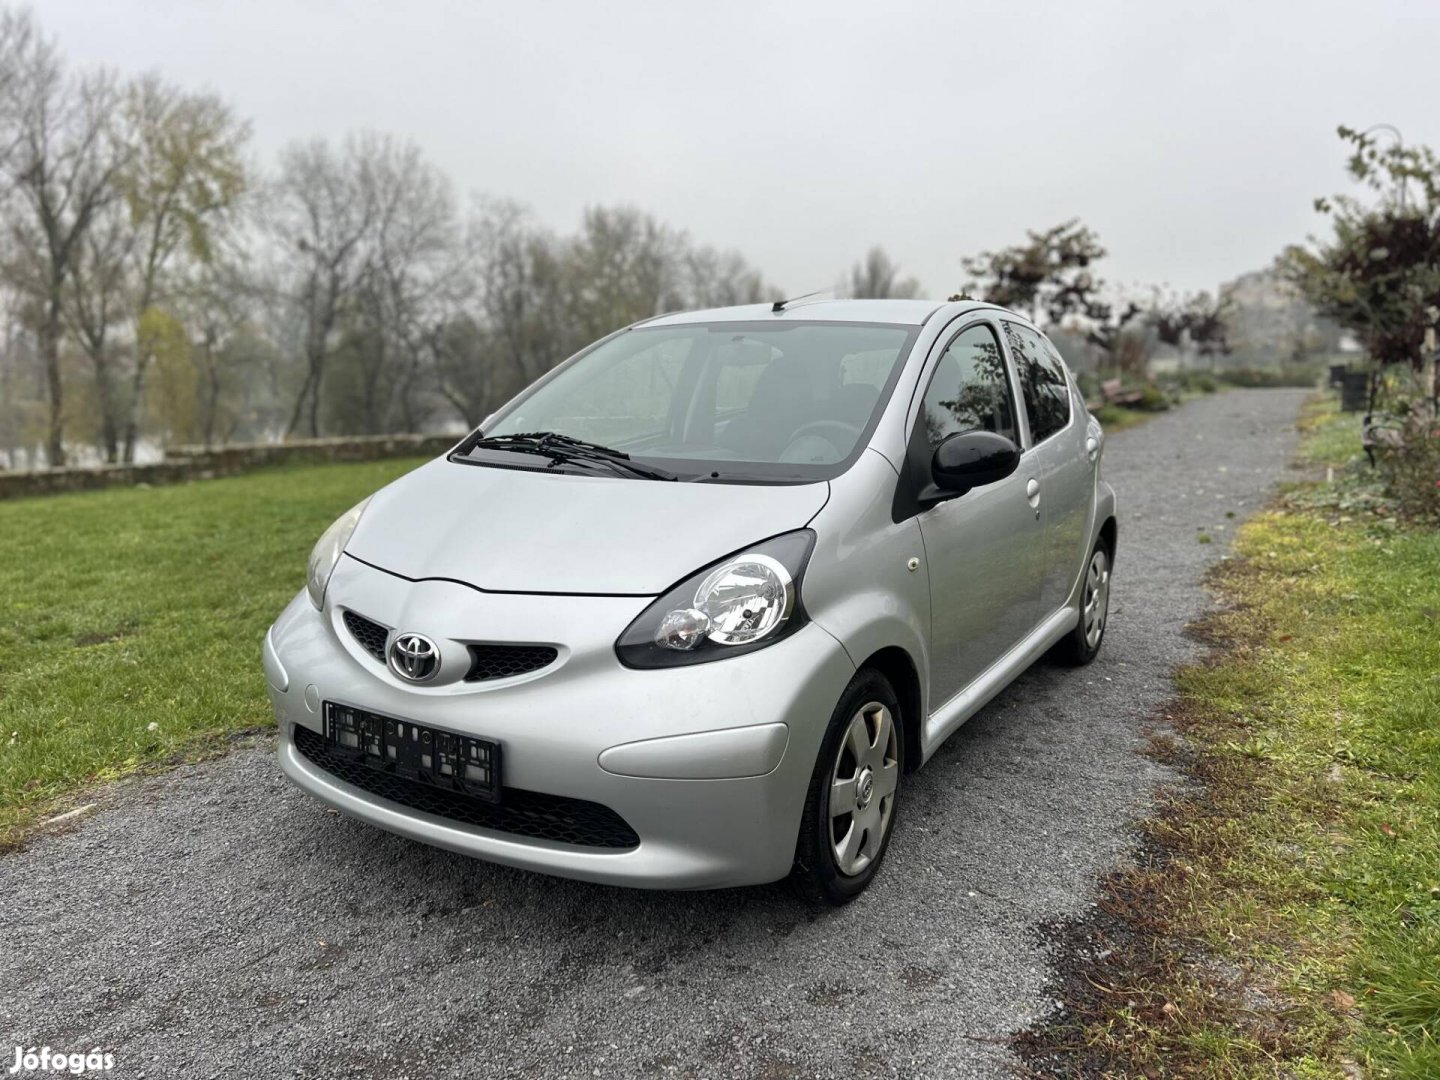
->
[{"left": 8, "top": 1048, "right": 114, "bottom": 1075}]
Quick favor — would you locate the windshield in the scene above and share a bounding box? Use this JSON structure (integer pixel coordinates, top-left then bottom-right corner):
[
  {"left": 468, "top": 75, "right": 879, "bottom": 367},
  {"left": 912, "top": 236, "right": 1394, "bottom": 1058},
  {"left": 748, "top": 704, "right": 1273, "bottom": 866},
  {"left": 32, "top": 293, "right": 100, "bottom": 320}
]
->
[{"left": 475, "top": 321, "right": 918, "bottom": 482}]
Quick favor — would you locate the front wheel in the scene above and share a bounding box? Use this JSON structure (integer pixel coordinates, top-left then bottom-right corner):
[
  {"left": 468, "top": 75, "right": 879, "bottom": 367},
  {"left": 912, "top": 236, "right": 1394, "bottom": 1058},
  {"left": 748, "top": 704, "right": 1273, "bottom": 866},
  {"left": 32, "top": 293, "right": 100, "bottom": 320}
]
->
[
  {"left": 791, "top": 670, "right": 904, "bottom": 905},
  {"left": 1057, "top": 539, "right": 1112, "bottom": 666}
]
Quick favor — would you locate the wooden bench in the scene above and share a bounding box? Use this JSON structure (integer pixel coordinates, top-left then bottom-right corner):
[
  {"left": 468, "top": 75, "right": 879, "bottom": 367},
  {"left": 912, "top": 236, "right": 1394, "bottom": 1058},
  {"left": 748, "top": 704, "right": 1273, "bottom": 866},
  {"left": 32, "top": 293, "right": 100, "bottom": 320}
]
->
[{"left": 1100, "top": 377, "right": 1146, "bottom": 408}]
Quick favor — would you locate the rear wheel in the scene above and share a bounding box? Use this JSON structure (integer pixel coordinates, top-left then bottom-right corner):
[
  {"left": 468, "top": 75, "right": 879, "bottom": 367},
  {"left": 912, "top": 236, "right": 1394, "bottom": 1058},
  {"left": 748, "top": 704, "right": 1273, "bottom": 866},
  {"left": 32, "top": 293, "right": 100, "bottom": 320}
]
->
[
  {"left": 791, "top": 670, "right": 904, "bottom": 905},
  {"left": 1057, "top": 539, "right": 1112, "bottom": 666}
]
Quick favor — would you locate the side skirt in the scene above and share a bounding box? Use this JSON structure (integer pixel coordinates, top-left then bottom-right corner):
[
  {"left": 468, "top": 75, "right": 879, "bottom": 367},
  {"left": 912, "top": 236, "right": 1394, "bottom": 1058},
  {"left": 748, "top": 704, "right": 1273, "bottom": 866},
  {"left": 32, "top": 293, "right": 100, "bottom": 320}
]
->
[{"left": 920, "top": 605, "right": 1079, "bottom": 760}]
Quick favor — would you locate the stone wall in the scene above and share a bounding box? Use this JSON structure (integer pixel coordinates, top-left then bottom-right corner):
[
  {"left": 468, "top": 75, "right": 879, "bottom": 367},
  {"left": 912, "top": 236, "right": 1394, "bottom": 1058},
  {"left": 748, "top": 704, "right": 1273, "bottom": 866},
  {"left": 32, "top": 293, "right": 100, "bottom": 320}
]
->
[{"left": 0, "top": 434, "right": 460, "bottom": 501}]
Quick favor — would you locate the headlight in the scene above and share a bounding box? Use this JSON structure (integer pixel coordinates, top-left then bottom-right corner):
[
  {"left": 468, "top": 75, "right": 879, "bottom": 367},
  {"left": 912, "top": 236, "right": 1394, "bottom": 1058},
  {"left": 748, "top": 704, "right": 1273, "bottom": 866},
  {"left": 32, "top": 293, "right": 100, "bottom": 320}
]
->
[
  {"left": 616, "top": 530, "right": 815, "bottom": 668},
  {"left": 305, "top": 497, "right": 372, "bottom": 610}
]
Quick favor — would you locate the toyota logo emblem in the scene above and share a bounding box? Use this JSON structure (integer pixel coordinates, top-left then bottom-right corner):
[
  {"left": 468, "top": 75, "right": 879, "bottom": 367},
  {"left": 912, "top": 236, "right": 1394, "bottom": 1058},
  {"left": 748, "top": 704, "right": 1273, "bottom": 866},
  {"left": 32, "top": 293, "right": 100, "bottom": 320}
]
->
[{"left": 388, "top": 632, "right": 440, "bottom": 683}]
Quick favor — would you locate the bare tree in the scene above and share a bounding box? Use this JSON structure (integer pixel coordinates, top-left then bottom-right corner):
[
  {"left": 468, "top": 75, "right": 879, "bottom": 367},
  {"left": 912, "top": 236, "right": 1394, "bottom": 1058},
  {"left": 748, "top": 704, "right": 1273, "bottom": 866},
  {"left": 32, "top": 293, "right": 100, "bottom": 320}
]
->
[
  {"left": 64, "top": 196, "right": 133, "bottom": 459},
  {"left": 117, "top": 75, "right": 248, "bottom": 460},
  {"left": 0, "top": 9, "right": 38, "bottom": 172},
  {"left": 847, "top": 246, "right": 921, "bottom": 299},
  {"left": 267, "top": 135, "right": 378, "bottom": 437},
  {"left": 683, "top": 245, "right": 774, "bottom": 308},
  {"left": 358, "top": 138, "right": 456, "bottom": 431},
  {"left": 444, "top": 201, "right": 779, "bottom": 430},
  {"left": 464, "top": 199, "right": 570, "bottom": 400},
  {"left": 263, "top": 132, "right": 459, "bottom": 438},
  {"left": 564, "top": 206, "right": 686, "bottom": 342},
  {"left": 0, "top": 281, "right": 42, "bottom": 468},
  {"left": 0, "top": 22, "right": 127, "bottom": 466},
  {"left": 176, "top": 254, "right": 262, "bottom": 447},
  {"left": 428, "top": 313, "right": 496, "bottom": 428}
]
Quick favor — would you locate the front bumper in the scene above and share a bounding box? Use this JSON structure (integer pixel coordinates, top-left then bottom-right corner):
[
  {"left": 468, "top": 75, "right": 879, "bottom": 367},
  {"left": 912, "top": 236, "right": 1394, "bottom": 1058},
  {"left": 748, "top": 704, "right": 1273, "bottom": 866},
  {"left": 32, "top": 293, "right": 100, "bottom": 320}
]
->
[{"left": 266, "top": 555, "right": 855, "bottom": 889}]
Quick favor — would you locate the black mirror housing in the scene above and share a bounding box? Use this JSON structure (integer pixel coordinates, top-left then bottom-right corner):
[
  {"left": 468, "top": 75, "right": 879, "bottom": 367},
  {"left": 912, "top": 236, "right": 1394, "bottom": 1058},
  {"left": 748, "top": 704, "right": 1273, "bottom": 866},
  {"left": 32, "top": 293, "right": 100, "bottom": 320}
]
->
[{"left": 929, "top": 430, "right": 1021, "bottom": 496}]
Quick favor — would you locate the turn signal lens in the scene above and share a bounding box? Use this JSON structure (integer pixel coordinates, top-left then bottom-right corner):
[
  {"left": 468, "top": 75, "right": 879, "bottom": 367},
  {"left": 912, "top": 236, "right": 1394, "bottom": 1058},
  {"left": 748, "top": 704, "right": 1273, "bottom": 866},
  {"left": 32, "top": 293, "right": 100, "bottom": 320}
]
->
[{"left": 654, "top": 607, "right": 712, "bottom": 651}]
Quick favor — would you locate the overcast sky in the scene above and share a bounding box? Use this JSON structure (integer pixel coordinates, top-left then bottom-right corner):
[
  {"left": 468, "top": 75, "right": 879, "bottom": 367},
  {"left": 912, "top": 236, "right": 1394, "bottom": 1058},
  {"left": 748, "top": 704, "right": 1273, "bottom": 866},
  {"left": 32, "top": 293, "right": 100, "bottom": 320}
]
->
[{"left": 34, "top": 0, "right": 1440, "bottom": 300}]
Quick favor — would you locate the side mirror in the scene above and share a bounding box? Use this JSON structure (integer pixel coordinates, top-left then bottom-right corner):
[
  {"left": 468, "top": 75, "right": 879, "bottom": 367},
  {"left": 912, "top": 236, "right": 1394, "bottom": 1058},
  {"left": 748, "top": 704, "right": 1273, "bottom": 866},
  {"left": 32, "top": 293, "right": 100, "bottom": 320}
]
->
[{"left": 929, "top": 430, "right": 1021, "bottom": 496}]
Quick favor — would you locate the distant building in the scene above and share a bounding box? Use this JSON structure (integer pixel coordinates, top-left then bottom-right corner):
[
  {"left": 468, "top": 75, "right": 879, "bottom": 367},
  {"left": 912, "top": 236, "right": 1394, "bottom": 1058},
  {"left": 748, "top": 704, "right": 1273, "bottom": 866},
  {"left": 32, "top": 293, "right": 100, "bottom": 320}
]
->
[{"left": 1220, "top": 268, "right": 1344, "bottom": 366}]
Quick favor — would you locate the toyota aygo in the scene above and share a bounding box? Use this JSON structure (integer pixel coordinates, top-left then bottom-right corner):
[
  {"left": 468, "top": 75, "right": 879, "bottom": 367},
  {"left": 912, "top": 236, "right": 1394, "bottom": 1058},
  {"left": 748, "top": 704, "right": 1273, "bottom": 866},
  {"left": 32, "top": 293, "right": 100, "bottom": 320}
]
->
[{"left": 263, "top": 298, "right": 1116, "bottom": 904}]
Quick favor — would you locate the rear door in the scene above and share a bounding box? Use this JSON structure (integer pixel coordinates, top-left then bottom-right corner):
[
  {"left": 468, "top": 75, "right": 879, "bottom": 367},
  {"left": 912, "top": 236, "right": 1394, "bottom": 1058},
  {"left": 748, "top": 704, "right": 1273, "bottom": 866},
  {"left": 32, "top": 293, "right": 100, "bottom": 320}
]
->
[
  {"left": 1003, "top": 320, "right": 1092, "bottom": 616},
  {"left": 910, "top": 319, "right": 1045, "bottom": 706}
]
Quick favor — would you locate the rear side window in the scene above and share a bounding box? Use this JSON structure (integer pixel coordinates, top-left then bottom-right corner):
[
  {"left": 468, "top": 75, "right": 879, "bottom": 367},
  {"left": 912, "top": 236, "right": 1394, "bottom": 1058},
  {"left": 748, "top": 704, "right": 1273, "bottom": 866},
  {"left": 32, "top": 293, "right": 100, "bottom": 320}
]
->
[
  {"left": 1004, "top": 321, "right": 1071, "bottom": 443},
  {"left": 919, "top": 323, "right": 1017, "bottom": 449}
]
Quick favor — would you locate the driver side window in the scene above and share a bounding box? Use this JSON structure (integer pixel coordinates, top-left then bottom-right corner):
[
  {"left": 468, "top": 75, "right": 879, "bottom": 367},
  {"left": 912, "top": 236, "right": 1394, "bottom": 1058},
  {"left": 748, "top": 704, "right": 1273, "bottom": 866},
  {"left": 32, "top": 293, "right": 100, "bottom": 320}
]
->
[{"left": 920, "top": 324, "right": 1017, "bottom": 449}]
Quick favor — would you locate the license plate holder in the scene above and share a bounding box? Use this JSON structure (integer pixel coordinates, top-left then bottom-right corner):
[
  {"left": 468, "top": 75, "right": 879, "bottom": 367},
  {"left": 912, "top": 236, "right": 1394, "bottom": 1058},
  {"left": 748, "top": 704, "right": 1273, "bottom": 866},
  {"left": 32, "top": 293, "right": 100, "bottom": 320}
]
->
[{"left": 322, "top": 702, "right": 502, "bottom": 804}]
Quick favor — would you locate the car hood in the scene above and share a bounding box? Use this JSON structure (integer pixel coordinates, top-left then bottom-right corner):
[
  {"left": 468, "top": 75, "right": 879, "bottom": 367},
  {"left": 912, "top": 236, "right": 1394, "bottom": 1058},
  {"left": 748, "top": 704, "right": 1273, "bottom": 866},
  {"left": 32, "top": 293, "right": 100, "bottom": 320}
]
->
[{"left": 344, "top": 457, "right": 830, "bottom": 595}]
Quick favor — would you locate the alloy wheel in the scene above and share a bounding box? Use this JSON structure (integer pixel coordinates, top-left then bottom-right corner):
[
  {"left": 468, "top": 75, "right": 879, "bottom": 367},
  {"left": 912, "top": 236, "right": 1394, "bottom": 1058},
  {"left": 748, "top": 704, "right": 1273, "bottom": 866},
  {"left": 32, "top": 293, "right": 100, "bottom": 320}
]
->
[
  {"left": 1083, "top": 547, "right": 1111, "bottom": 650},
  {"left": 828, "top": 701, "right": 899, "bottom": 876}
]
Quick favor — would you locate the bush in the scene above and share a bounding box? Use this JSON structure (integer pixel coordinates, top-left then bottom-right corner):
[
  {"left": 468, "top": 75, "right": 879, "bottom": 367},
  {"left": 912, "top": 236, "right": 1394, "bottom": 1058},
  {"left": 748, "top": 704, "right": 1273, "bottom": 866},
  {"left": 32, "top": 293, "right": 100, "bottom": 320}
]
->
[
  {"left": 1134, "top": 382, "right": 1172, "bottom": 412},
  {"left": 1372, "top": 402, "right": 1440, "bottom": 523},
  {"left": 1165, "top": 371, "right": 1219, "bottom": 395},
  {"left": 1217, "top": 365, "right": 1323, "bottom": 388}
]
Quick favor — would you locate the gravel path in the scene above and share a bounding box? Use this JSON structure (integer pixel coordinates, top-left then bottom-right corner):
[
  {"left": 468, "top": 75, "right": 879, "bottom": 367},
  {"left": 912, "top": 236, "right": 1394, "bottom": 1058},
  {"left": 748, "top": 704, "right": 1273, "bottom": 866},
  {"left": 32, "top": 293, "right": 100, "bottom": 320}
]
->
[{"left": 0, "top": 389, "right": 1309, "bottom": 1080}]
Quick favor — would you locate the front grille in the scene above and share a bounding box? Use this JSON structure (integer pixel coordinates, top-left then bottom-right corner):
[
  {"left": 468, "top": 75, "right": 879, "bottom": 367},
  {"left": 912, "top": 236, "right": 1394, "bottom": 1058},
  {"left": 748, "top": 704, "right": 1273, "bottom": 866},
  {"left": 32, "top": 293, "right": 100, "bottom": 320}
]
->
[
  {"left": 292, "top": 725, "right": 640, "bottom": 850},
  {"left": 344, "top": 610, "right": 555, "bottom": 683},
  {"left": 466, "top": 644, "right": 558, "bottom": 682},
  {"left": 343, "top": 610, "right": 389, "bottom": 662}
]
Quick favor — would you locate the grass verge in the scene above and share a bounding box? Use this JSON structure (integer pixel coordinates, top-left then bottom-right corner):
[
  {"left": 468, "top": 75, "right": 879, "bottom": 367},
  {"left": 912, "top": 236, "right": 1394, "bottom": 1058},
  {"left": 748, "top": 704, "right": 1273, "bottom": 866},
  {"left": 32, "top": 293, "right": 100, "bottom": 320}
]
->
[
  {"left": 0, "top": 457, "right": 427, "bottom": 850},
  {"left": 1089, "top": 402, "right": 1158, "bottom": 433},
  {"left": 1016, "top": 393, "right": 1440, "bottom": 1077}
]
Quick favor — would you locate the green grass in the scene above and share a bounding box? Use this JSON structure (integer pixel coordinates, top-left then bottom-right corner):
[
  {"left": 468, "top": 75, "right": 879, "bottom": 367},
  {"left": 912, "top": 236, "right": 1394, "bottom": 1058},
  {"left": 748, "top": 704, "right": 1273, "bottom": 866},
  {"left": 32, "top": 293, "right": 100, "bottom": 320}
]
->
[
  {"left": 1175, "top": 505, "right": 1440, "bottom": 1076},
  {"left": 1297, "top": 393, "right": 1367, "bottom": 470},
  {"left": 1020, "top": 391, "right": 1440, "bottom": 1077},
  {"left": 1090, "top": 402, "right": 1156, "bottom": 432},
  {"left": 0, "top": 458, "right": 427, "bottom": 846}
]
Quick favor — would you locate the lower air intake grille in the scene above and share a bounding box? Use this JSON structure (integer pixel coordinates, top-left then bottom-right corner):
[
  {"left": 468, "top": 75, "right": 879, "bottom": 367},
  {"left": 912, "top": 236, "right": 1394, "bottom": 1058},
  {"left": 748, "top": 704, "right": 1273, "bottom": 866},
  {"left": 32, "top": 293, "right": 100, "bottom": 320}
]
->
[
  {"left": 342, "top": 610, "right": 389, "bottom": 663},
  {"left": 292, "top": 725, "right": 640, "bottom": 850},
  {"left": 466, "top": 644, "right": 559, "bottom": 682}
]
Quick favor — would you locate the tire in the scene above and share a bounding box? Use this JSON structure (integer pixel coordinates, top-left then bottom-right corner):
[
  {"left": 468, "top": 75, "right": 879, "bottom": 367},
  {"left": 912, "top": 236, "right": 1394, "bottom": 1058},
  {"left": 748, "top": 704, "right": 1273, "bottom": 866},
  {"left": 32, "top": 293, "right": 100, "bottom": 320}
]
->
[
  {"left": 1056, "top": 537, "right": 1112, "bottom": 666},
  {"left": 791, "top": 669, "right": 905, "bottom": 906}
]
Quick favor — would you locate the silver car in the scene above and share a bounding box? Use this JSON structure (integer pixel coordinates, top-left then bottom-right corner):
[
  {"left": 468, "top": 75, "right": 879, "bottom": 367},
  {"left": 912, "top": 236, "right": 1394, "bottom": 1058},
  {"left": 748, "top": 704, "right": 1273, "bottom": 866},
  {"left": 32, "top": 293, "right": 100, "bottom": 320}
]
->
[{"left": 263, "top": 298, "right": 1116, "bottom": 904}]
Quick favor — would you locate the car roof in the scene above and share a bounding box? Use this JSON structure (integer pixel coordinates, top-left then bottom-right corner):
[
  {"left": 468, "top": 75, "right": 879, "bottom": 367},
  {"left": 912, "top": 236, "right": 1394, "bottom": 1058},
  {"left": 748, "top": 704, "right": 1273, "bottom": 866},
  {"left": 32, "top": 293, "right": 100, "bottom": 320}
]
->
[{"left": 640, "top": 298, "right": 994, "bottom": 328}]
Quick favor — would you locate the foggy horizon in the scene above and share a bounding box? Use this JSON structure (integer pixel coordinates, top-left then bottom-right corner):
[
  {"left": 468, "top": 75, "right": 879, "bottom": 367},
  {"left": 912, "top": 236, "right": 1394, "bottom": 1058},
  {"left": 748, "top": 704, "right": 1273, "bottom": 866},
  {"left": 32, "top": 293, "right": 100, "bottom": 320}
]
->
[{"left": 35, "top": 0, "right": 1440, "bottom": 300}]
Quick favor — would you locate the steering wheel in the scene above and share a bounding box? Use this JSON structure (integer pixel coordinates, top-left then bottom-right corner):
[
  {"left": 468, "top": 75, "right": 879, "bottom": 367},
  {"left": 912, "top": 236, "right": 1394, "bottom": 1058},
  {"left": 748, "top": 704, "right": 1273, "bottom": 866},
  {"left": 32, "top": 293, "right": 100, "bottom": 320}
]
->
[{"left": 779, "top": 419, "right": 864, "bottom": 464}]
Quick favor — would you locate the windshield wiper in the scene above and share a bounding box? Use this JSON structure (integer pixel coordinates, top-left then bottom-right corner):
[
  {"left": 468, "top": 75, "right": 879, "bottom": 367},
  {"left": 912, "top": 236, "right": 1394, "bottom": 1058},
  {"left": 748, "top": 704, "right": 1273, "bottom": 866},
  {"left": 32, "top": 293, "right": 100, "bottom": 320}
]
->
[{"left": 469, "top": 432, "right": 677, "bottom": 481}]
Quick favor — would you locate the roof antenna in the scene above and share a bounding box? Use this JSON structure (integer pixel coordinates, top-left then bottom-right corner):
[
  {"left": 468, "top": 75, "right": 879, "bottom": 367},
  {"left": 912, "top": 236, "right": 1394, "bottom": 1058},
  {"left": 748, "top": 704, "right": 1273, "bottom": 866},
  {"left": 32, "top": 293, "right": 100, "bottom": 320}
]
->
[{"left": 772, "top": 288, "right": 831, "bottom": 313}]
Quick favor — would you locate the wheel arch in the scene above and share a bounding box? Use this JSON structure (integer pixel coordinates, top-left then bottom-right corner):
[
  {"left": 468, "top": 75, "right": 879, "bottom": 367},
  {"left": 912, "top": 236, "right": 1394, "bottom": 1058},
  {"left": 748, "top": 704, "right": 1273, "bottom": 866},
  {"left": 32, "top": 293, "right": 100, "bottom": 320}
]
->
[
  {"left": 857, "top": 645, "right": 923, "bottom": 774},
  {"left": 1098, "top": 514, "right": 1118, "bottom": 567}
]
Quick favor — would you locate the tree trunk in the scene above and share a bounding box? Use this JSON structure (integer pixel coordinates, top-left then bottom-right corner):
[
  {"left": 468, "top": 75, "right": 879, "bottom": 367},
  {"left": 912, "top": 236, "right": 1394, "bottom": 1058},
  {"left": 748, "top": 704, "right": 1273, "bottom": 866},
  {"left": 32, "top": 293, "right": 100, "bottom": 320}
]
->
[
  {"left": 285, "top": 370, "right": 313, "bottom": 439},
  {"left": 93, "top": 356, "right": 119, "bottom": 463},
  {"left": 303, "top": 316, "right": 329, "bottom": 438},
  {"left": 307, "top": 370, "right": 321, "bottom": 437},
  {"left": 39, "top": 297, "right": 65, "bottom": 468},
  {"left": 289, "top": 274, "right": 337, "bottom": 440},
  {"left": 120, "top": 352, "right": 150, "bottom": 463},
  {"left": 361, "top": 338, "right": 383, "bottom": 434},
  {"left": 199, "top": 335, "right": 221, "bottom": 448},
  {"left": 396, "top": 354, "right": 421, "bottom": 432}
]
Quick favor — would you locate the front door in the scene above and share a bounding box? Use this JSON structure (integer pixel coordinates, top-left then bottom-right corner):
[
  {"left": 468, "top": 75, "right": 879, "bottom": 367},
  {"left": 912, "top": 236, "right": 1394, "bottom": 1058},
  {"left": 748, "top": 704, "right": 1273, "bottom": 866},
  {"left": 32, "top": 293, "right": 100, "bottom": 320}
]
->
[{"left": 913, "top": 320, "right": 1045, "bottom": 707}]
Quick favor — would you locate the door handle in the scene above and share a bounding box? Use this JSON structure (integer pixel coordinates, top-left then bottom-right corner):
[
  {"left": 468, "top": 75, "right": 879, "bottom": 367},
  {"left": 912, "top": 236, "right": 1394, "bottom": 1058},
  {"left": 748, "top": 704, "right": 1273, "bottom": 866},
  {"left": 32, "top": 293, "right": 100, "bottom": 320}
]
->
[
  {"left": 1086, "top": 436, "right": 1099, "bottom": 464},
  {"left": 1025, "top": 477, "right": 1040, "bottom": 517}
]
